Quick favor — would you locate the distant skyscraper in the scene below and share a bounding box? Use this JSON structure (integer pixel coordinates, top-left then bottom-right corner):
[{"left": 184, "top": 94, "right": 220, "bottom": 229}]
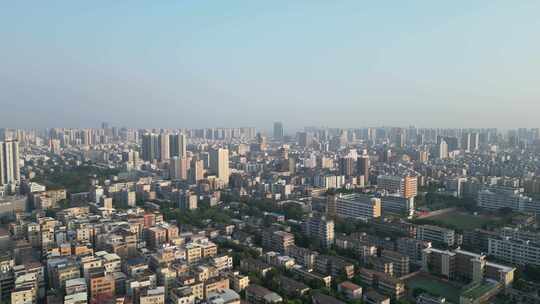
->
[
  {"left": 141, "top": 133, "right": 159, "bottom": 161},
  {"left": 416, "top": 134, "right": 425, "bottom": 146},
  {"left": 339, "top": 156, "right": 355, "bottom": 177},
  {"left": 170, "top": 156, "right": 188, "bottom": 180},
  {"left": 0, "top": 140, "right": 20, "bottom": 185},
  {"left": 471, "top": 132, "right": 480, "bottom": 151},
  {"left": 418, "top": 150, "right": 429, "bottom": 163},
  {"left": 209, "top": 147, "right": 230, "bottom": 185},
  {"left": 273, "top": 122, "right": 284, "bottom": 140},
  {"left": 170, "top": 133, "right": 187, "bottom": 158},
  {"left": 395, "top": 131, "right": 406, "bottom": 148},
  {"left": 356, "top": 155, "right": 370, "bottom": 183},
  {"left": 298, "top": 132, "right": 313, "bottom": 148},
  {"left": 254, "top": 133, "right": 268, "bottom": 151},
  {"left": 288, "top": 156, "right": 296, "bottom": 175},
  {"left": 462, "top": 133, "right": 471, "bottom": 152},
  {"left": 190, "top": 159, "right": 205, "bottom": 184},
  {"left": 159, "top": 133, "right": 170, "bottom": 161},
  {"left": 439, "top": 140, "right": 449, "bottom": 159},
  {"left": 442, "top": 136, "right": 458, "bottom": 151}
]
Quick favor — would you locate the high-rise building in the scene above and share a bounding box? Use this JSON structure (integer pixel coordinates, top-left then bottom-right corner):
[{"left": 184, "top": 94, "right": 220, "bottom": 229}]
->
[
  {"left": 377, "top": 175, "right": 417, "bottom": 199},
  {"left": 159, "top": 133, "right": 170, "bottom": 161},
  {"left": 462, "top": 132, "right": 480, "bottom": 152},
  {"left": 298, "top": 132, "right": 313, "bottom": 148},
  {"left": 273, "top": 122, "right": 284, "bottom": 140},
  {"left": 170, "top": 157, "right": 188, "bottom": 180},
  {"left": 417, "top": 150, "right": 429, "bottom": 163},
  {"left": 356, "top": 155, "right": 370, "bottom": 183},
  {"left": 471, "top": 132, "right": 480, "bottom": 151},
  {"left": 462, "top": 133, "right": 471, "bottom": 152},
  {"left": 190, "top": 159, "right": 205, "bottom": 184},
  {"left": 339, "top": 157, "right": 355, "bottom": 177},
  {"left": 170, "top": 133, "right": 187, "bottom": 158},
  {"left": 209, "top": 148, "right": 230, "bottom": 185},
  {"left": 0, "top": 140, "right": 20, "bottom": 186},
  {"left": 177, "top": 190, "right": 198, "bottom": 210},
  {"left": 403, "top": 176, "right": 418, "bottom": 199},
  {"left": 141, "top": 133, "right": 159, "bottom": 162},
  {"left": 438, "top": 140, "right": 448, "bottom": 159}
]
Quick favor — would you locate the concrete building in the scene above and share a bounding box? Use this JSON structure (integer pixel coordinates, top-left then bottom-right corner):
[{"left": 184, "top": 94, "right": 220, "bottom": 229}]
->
[
  {"left": 88, "top": 268, "right": 115, "bottom": 303},
  {"left": 438, "top": 140, "right": 448, "bottom": 159},
  {"left": 170, "top": 133, "right": 187, "bottom": 158},
  {"left": 339, "top": 156, "right": 355, "bottom": 177},
  {"left": 142, "top": 133, "right": 160, "bottom": 162},
  {"left": 170, "top": 156, "right": 189, "bottom": 180},
  {"left": 363, "top": 289, "right": 390, "bottom": 304},
  {"left": 422, "top": 248, "right": 456, "bottom": 279},
  {"left": 285, "top": 245, "right": 318, "bottom": 270},
  {"left": 416, "top": 225, "right": 456, "bottom": 247},
  {"left": 381, "top": 250, "right": 410, "bottom": 278},
  {"left": 273, "top": 122, "right": 284, "bottom": 140},
  {"left": 338, "top": 281, "right": 362, "bottom": 300},
  {"left": 209, "top": 148, "right": 230, "bottom": 185},
  {"left": 416, "top": 293, "right": 447, "bottom": 304},
  {"left": 380, "top": 195, "right": 414, "bottom": 217},
  {"left": 190, "top": 159, "right": 205, "bottom": 184},
  {"left": 328, "top": 193, "right": 381, "bottom": 221},
  {"left": 245, "top": 284, "right": 283, "bottom": 304},
  {"left": 303, "top": 214, "right": 334, "bottom": 248},
  {"left": 262, "top": 230, "right": 295, "bottom": 254},
  {"left": 356, "top": 155, "right": 370, "bottom": 184},
  {"left": 0, "top": 140, "right": 20, "bottom": 186},
  {"left": 376, "top": 175, "right": 417, "bottom": 199},
  {"left": 488, "top": 236, "right": 540, "bottom": 267},
  {"left": 207, "top": 288, "right": 240, "bottom": 304},
  {"left": 397, "top": 238, "right": 431, "bottom": 266},
  {"left": 477, "top": 186, "right": 534, "bottom": 212},
  {"left": 453, "top": 249, "right": 486, "bottom": 284},
  {"left": 159, "top": 133, "right": 170, "bottom": 161}
]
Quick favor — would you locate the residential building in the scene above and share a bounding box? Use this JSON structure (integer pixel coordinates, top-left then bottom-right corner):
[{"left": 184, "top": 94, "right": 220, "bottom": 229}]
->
[
  {"left": 328, "top": 193, "right": 381, "bottom": 220},
  {"left": 303, "top": 214, "right": 334, "bottom": 248},
  {"left": 245, "top": 284, "right": 283, "bottom": 304},
  {"left": 488, "top": 236, "right": 540, "bottom": 267},
  {"left": 416, "top": 225, "right": 456, "bottom": 247}
]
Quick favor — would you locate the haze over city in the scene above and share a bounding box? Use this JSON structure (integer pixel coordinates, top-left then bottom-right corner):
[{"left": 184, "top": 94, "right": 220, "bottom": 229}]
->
[
  {"left": 4, "top": 2, "right": 540, "bottom": 303},
  {"left": 1, "top": 1, "right": 540, "bottom": 130}
]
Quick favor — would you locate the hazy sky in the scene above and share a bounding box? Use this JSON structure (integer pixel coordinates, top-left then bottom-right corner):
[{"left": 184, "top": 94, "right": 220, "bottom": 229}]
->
[{"left": 1, "top": 1, "right": 539, "bottom": 130}]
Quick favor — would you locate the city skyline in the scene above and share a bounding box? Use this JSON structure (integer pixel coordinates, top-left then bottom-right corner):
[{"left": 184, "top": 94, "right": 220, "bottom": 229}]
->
[
  {"left": 3, "top": 3, "right": 540, "bottom": 304},
  {"left": 2, "top": 1, "right": 540, "bottom": 129}
]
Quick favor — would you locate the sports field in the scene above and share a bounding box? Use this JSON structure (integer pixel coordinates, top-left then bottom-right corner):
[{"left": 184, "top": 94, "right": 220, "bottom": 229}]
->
[
  {"left": 406, "top": 274, "right": 462, "bottom": 303},
  {"left": 427, "top": 211, "right": 495, "bottom": 230}
]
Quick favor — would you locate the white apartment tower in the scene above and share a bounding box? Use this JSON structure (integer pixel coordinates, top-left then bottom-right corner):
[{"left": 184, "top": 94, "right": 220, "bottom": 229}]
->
[
  {"left": 209, "top": 147, "right": 230, "bottom": 185},
  {"left": 0, "top": 140, "right": 20, "bottom": 186}
]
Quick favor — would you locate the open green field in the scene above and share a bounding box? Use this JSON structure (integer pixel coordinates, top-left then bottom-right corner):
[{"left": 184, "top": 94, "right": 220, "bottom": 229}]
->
[
  {"left": 426, "top": 211, "right": 496, "bottom": 230},
  {"left": 461, "top": 282, "right": 498, "bottom": 300},
  {"left": 406, "top": 275, "right": 462, "bottom": 303}
]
